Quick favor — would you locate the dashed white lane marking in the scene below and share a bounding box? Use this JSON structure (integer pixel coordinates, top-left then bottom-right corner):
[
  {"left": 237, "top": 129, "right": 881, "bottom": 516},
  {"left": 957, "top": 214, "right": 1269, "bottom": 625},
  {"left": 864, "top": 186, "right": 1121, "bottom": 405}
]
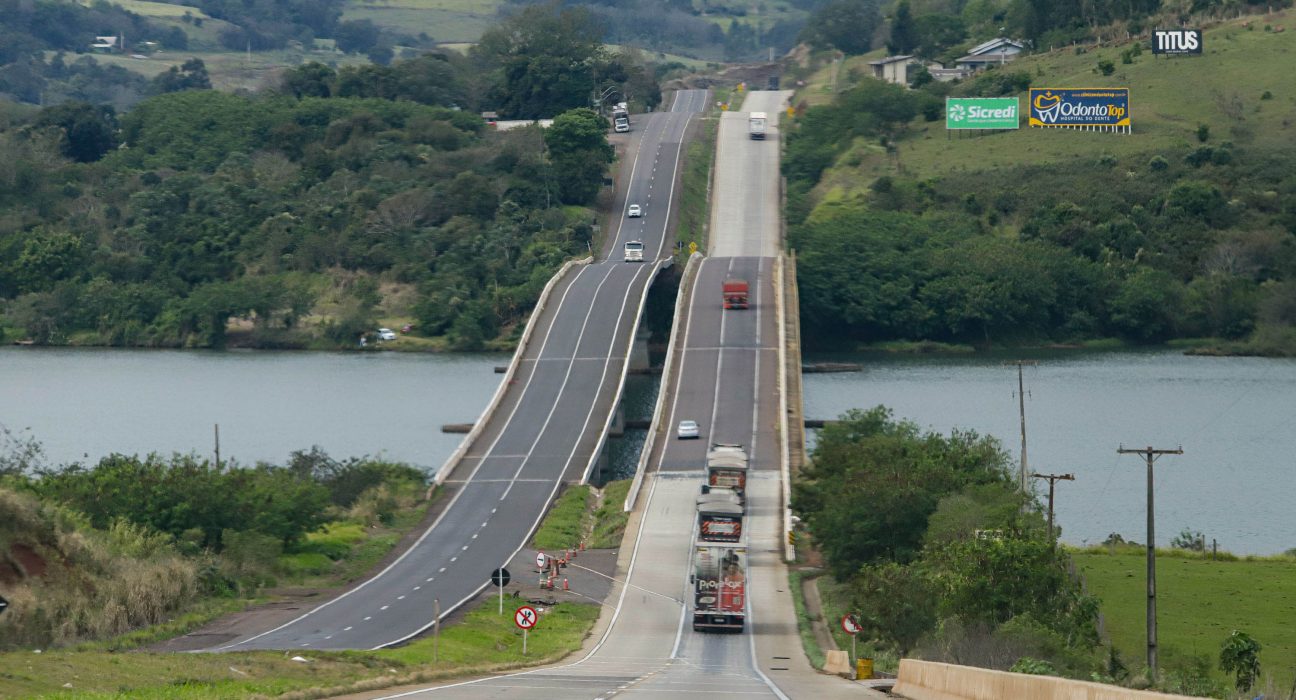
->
[
  {"left": 324, "top": 635, "right": 332, "bottom": 640},
  {"left": 472, "top": 533, "right": 478, "bottom": 539},
  {"left": 450, "top": 556, "right": 457, "bottom": 562},
  {"left": 462, "top": 545, "right": 469, "bottom": 550},
  {"left": 491, "top": 507, "right": 497, "bottom": 514},
  {"left": 438, "top": 567, "right": 446, "bottom": 573},
  {"left": 381, "top": 605, "right": 390, "bottom": 611},
  {"left": 363, "top": 616, "right": 372, "bottom": 621},
  {"left": 427, "top": 577, "right": 434, "bottom": 582},
  {"left": 397, "top": 595, "right": 405, "bottom": 600},
  {"left": 344, "top": 626, "right": 353, "bottom": 631},
  {"left": 481, "top": 522, "right": 488, "bottom": 527},
  {"left": 413, "top": 586, "right": 421, "bottom": 591}
]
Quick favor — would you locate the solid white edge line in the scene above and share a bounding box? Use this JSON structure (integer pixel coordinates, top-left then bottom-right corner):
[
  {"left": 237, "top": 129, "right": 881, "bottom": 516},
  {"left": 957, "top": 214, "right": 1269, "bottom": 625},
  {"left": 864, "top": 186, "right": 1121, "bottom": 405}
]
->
[{"left": 213, "top": 264, "right": 597, "bottom": 653}]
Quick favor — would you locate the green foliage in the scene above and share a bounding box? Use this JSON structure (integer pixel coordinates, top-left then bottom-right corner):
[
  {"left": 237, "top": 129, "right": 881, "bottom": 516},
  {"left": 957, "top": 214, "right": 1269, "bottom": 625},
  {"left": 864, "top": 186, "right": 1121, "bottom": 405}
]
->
[
  {"left": 1219, "top": 630, "right": 1262, "bottom": 692},
  {"left": 849, "top": 562, "right": 937, "bottom": 654},
  {"left": 1097, "top": 59, "right": 1116, "bottom": 76},
  {"left": 1010, "top": 657, "right": 1059, "bottom": 675},
  {"left": 545, "top": 108, "right": 615, "bottom": 205},
  {"left": 887, "top": 0, "right": 919, "bottom": 55},
  {"left": 33, "top": 102, "right": 118, "bottom": 162},
  {"left": 532, "top": 485, "right": 590, "bottom": 551},
  {"left": 1170, "top": 528, "right": 1205, "bottom": 551},
  {"left": 799, "top": 0, "right": 882, "bottom": 55},
  {"left": 1196, "top": 123, "right": 1211, "bottom": 142},
  {"left": 150, "top": 58, "right": 211, "bottom": 95},
  {"left": 792, "top": 407, "right": 1014, "bottom": 577}
]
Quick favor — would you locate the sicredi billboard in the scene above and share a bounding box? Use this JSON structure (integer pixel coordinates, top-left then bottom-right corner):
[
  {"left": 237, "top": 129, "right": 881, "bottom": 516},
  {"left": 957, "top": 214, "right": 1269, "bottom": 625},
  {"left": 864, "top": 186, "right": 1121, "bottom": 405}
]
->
[
  {"left": 946, "top": 97, "right": 1020, "bottom": 130},
  {"left": 1152, "top": 29, "right": 1202, "bottom": 55},
  {"left": 1029, "top": 88, "right": 1130, "bottom": 128}
]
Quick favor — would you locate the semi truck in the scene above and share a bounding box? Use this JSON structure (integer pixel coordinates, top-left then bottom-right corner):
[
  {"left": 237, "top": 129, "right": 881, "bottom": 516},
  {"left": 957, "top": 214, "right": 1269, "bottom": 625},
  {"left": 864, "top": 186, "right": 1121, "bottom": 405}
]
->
[
  {"left": 702, "top": 443, "right": 748, "bottom": 504},
  {"left": 696, "top": 491, "right": 744, "bottom": 543},
  {"left": 748, "top": 112, "right": 766, "bottom": 140},
  {"left": 612, "top": 103, "right": 630, "bottom": 133},
  {"left": 691, "top": 543, "right": 747, "bottom": 632},
  {"left": 722, "top": 278, "right": 749, "bottom": 310},
  {"left": 623, "top": 240, "right": 644, "bottom": 262}
]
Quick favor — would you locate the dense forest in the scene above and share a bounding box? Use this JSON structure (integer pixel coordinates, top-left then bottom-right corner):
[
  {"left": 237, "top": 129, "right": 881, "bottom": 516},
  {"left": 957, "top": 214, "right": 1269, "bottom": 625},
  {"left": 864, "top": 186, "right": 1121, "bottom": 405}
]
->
[{"left": 0, "top": 3, "right": 663, "bottom": 350}]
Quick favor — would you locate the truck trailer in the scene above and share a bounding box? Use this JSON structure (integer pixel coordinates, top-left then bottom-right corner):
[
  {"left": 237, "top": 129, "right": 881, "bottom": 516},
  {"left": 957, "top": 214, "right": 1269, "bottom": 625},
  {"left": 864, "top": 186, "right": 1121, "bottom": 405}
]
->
[
  {"left": 722, "top": 278, "right": 749, "bottom": 310},
  {"left": 703, "top": 443, "right": 749, "bottom": 503},
  {"left": 691, "top": 543, "right": 747, "bottom": 632},
  {"left": 696, "top": 491, "right": 744, "bottom": 542},
  {"left": 612, "top": 103, "right": 630, "bottom": 133},
  {"left": 748, "top": 112, "right": 767, "bottom": 140}
]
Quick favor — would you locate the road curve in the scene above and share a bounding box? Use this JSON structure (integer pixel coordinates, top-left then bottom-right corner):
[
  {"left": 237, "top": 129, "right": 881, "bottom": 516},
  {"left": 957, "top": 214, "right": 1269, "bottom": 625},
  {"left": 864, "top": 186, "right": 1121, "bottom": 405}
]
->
[{"left": 205, "top": 90, "right": 708, "bottom": 652}]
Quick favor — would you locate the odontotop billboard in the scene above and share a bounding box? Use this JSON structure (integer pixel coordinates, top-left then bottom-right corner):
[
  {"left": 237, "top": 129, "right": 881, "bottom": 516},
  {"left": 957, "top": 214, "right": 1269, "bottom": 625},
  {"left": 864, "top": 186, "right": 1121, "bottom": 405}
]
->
[
  {"left": 946, "top": 97, "right": 1019, "bottom": 130},
  {"left": 1029, "top": 88, "right": 1130, "bottom": 129}
]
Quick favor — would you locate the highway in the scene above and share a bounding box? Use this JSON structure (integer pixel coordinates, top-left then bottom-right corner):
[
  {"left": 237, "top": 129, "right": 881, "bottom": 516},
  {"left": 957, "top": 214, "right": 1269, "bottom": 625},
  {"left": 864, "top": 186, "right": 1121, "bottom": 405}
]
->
[
  {"left": 205, "top": 90, "right": 709, "bottom": 652},
  {"left": 366, "top": 92, "right": 877, "bottom": 698}
]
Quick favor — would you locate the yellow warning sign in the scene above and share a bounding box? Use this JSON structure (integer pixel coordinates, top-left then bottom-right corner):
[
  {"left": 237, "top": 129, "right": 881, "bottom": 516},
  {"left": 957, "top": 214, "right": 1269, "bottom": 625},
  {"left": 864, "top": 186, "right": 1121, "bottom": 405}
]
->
[{"left": 688, "top": 242, "right": 698, "bottom": 255}]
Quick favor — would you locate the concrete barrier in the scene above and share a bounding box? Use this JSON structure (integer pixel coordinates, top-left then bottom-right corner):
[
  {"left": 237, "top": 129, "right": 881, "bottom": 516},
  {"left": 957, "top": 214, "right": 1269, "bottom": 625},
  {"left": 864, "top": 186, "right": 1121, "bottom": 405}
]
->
[
  {"left": 824, "top": 650, "right": 854, "bottom": 678},
  {"left": 775, "top": 253, "right": 793, "bottom": 562},
  {"left": 893, "top": 660, "right": 1200, "bottom": 700},
  {"left": 624, "top": 252, "right": 703, "bottom": 511},
  {"left": 432, "top": 256, "right": 593, "bottom": 487}
]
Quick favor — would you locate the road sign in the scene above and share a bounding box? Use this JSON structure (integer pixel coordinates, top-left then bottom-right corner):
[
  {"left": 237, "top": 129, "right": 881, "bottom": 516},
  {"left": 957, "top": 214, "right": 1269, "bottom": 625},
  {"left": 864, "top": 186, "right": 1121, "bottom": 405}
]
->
[
  {"left": 841, "top": 614, "right": 861, "bottom": 635},
  {"left": 514, "top": 605, "right": 538, "bottom": 630},
  {"left": 0, "top": 594, "right": 7, "bottom": 616},
  {"left": 535, "top": 552, "right": 547, "bottom": 569},
  {"left": 491, "top": 567, "right": 511, "bottom": 588}
]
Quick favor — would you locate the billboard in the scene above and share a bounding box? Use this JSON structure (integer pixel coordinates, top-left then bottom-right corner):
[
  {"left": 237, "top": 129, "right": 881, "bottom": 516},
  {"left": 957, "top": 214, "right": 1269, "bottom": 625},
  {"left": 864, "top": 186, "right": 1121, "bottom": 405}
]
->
[
  {"left": 946, "top": 97, "right": 1020, "bottom": 130},
  {"left": 1152, "top": 29, "right": 1202, "bottom": 55},
  {"left": 1029, "top": 88, "right": 1131, "bottom": 130}
]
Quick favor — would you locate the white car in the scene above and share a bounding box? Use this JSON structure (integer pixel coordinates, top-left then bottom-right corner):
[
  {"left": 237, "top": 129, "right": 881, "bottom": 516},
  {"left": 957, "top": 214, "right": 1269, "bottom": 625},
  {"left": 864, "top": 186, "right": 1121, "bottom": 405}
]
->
[
  {"left": 377, "top": 328, "right": 398, "bottom": 341},
  {"left": 627, "top": 204, "right": 642, "bottom": 218},
  {"left": 677, "top": 419, "right": 700, "bottom": 440}
]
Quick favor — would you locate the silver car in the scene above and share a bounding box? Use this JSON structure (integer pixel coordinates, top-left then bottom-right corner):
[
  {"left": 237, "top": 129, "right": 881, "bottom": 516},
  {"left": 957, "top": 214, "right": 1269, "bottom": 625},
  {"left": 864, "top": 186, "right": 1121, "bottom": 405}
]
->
[{"left": 677, "top": 419, "right": 700, "bottom": 439}]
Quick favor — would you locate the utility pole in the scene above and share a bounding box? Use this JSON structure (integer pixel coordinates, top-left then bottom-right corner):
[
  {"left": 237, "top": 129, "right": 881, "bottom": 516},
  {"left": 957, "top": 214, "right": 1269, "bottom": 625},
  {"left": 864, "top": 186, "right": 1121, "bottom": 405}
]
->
[
  {"left": 1029, "top": 472, "right": 1074, "bottom": 541},
  {"left": 213, "top": 423, "right": 221, "bottom": 469},
  {"left": 1005, "top": 360, "right": 1038, "bottom": 492},
  {"left": 1117, "top": 444, "right": 1183, "bottom": 682}
]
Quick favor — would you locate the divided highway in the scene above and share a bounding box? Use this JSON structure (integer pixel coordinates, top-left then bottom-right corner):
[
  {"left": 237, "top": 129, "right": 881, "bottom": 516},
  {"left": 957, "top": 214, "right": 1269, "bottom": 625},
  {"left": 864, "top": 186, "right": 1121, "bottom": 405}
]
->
[
  {"left": 207, "top": 90, "right": 708, "bottom": 652},
  {"left": 368, "top": 92, "right": 878, "bottom": 698}
]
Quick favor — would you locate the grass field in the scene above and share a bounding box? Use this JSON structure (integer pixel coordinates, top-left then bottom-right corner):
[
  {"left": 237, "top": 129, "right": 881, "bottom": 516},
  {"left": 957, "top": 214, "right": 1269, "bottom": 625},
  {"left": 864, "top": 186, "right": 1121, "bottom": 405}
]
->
[
  {"left": 1074, "top": 546, "right": 1296, "bottom": 692},
  {"left": 342, "top": 0, "right": 502, "bottom": 43},
  {"left": 800, "top": 9, "right": 1296, "bottom": 195},
  {"left": 0, "top": 600, "right": 599, "bottom": 698}
]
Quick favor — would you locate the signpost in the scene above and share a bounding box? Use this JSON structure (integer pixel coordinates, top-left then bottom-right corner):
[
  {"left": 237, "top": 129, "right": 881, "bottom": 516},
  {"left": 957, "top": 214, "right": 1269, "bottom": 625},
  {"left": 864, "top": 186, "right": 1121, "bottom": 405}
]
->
[
  {"left": 515, "top": 605, "right": 538, "bottom": 655},
  {"left": 535, "top": 552, "right": 547, "bottom": 569},
  {"left": 841, "top": 614, "right": 861, "bottom": 662},
  {"left": 492, "top": 567, "right": 511, "bottom": 614}
]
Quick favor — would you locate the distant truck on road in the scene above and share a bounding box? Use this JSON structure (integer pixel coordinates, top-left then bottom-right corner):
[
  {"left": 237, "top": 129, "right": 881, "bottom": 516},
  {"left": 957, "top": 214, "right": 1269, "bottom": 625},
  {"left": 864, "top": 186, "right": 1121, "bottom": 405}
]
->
[
  {"left": 703, "top": 443, "right": 749, "bottom": 504},
  {"left": 748, "top": 112, "right": 766, "bottom": 140},
  {"left": 624, "top": 240, "right": 645, "bottom": 262},
  {"left": 612, "top": 103, "right": 630, "bottom": 133},
  {"left": 722, "top": 278, "right": 749, "bottom": 310}
]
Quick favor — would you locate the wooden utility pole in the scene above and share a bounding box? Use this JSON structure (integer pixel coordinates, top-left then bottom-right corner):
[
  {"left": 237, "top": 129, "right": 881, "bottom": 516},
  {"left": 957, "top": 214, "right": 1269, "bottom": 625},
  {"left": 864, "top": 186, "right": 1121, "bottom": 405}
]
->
[
  {"left": 1029, "top": 472, "right": 1074, "bottom": 541},
  {"left": 214, "top": 423, "right": 221, "bottom": 469},
  {"left": 1117, "top": 444, "right": 1183, "bottom": 681},
  {"left": 1005, "top": 360, "right": 1038, "bottom": 492}
]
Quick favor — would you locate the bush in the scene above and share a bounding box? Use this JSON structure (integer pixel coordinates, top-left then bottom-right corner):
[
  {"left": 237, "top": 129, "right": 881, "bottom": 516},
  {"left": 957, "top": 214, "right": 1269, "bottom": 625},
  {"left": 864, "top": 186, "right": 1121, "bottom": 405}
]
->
[
  {"left": 1196, "top": 124, "right": 1210, "bottom": 142},
  {"left": 1148, "top": 155, "right": 1169, "bottom": 172},
  {"left": 1097, "top": 60, "right": 1115, "bottom": 76}
]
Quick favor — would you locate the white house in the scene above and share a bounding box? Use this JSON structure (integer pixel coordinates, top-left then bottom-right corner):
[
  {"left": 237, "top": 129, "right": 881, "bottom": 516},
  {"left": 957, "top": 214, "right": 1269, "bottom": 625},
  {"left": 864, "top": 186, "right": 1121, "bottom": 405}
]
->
[
  {"left": 954, "top": 37, "right": 1025, "bottom": 72},
  {"left": 868, "top": 55, "right": 921, "bottom": 85},
  {"left": 91, "top": 35, "right": 119, "bottom": 52}
]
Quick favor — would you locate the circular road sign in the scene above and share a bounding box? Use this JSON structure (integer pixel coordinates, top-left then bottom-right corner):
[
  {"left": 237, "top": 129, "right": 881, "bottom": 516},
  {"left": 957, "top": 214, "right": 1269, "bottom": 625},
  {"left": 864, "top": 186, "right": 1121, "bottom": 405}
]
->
[
  {"left": 491, "top": 567, "right": 511, "bottom": 588},
  {"left": 514, "top": 605, "right": 538, "bottom": 630},
  {"left": 535, "top": 552, "right": 547, "bottom": 569},
  {"left": 841, "top": 614, "right": 861, "bottom": 635}
]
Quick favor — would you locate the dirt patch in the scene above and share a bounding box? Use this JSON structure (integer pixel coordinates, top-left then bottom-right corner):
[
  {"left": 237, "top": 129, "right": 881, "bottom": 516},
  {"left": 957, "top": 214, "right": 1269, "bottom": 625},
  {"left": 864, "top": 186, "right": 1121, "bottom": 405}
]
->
[{"left": 2, "top": 543, "right": 48, "bottom": 583}]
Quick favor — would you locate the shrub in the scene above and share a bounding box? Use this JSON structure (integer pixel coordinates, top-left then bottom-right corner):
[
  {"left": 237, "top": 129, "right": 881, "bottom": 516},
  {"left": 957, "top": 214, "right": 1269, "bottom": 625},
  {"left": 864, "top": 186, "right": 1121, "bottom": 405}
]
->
[
  {"left": 1148, "top": 155, "right": 1169, "bottom": 172},
  {"left": 1196, "top": 123, "right": 1210, "bottom": 142},
  {"left": 1097, "top": 60, "right": 1115, "bottom": 76}
]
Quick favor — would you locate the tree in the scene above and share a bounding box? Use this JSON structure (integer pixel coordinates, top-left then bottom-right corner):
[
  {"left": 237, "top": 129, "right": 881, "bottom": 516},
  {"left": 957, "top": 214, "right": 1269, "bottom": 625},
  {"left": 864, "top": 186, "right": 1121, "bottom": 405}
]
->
[
  {"left": 545, "top": 108, "right": 613, "bottom": 205},
  {"left": 33, "top": 102, "right": 118, "bottom": 162},
  {"left": 800, "top": 0, "right": 881, "bottom": 55},
  {"left": 281, "top": 61, "right": 335, "bottom": 98},
  {"left": 887, "top": 0, "right": 919, "bottom": 55},
  {"left": 850, "top": 562, "right": 937, "bottom": 653},
  {"left": 150, "top": 57, "right": 211, "bottom": 94},
  {"left": 473, "top": 3, "right": 607, "bottom": 118},
  {"left": 335, "top": 19, "right": 381, "bottom": 54},
  {"left": 1219, "top": 630, "right": 1262, "bottom": 693}
]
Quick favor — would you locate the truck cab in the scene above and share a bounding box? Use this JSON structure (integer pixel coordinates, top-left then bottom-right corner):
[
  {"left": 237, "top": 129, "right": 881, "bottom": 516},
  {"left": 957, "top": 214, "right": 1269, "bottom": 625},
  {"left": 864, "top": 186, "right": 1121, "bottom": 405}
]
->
[
  {"left": 748, "top": 112, "right": 767, "bottom": 140},
  {"left": 623, "top": 240, "right": 645, "bottom": 262},
  {"left": 612, "top": 103, "right": 630, "bottom": 133},
  {"left": 722, "top": 279, "right": 749, "bottom": 310}
]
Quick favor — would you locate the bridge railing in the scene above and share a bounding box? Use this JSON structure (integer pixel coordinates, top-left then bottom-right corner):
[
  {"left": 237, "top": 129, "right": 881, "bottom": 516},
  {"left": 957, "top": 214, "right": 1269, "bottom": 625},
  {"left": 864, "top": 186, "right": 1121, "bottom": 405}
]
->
[
  {"left": 432, "top": 255, "right": 593, "bottom": 489},
  {"left": 624, "top": 252, "right": 703, "bottom": 511}
]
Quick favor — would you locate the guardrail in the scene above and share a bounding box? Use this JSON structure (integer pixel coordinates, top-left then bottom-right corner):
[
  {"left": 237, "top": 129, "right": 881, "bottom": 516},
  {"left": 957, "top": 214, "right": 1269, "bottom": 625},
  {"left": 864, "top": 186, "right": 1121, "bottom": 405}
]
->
[
  {"left": 776, "top": 254, "right": 794, "bottom": 563},
  {"left": 432, "top": 256, "right": 594, "bottom": 489},
  {"left": 893, "top": 659, "right": 1198, "bottom": 700},
  {"left": 580, "top": 257, "right": 672, "bottom": 484},
  {"left": 623, "top": 252, "right": 703, "bottom": 511}
]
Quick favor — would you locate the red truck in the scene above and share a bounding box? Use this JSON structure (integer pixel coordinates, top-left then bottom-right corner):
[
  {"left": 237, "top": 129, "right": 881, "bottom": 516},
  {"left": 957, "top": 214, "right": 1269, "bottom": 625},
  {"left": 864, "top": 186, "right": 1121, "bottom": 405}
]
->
[{"left": 722, "top": 279, "right": 749, "bottom": 310}]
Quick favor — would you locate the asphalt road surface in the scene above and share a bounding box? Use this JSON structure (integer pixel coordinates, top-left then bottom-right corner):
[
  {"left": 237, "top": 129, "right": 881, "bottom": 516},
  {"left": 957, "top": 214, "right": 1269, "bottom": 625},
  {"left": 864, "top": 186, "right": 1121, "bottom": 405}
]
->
[
  {"left": 206, "top": 90, "right": 708, "bottom": 652},
  {"left": 363, "top": 92, "right": 877, "bottom": 698}
]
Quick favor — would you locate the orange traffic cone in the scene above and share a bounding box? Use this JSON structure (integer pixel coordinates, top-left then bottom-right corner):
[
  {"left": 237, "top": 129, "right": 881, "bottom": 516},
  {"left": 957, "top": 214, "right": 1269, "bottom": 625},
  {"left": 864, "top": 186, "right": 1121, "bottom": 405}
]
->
[{"left": 563, "top": 578, "right": 569, "bottom": 591}]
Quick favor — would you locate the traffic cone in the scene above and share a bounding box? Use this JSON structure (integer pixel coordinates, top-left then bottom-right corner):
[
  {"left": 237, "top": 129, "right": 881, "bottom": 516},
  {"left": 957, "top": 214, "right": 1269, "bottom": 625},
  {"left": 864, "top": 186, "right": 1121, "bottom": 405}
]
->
[{"left": 563, "top": 578, "right": 569, "bottom": 591}]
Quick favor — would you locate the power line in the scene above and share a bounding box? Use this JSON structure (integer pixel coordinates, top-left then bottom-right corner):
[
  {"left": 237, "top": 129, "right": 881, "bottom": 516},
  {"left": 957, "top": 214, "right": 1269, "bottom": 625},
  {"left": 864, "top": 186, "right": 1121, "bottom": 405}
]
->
[
  {"left": 1029, "top": 472, "right": 1074, "bottom": 543},
  {"left": 1004, "top": 360, "right": 1038, "bottom": 493}
]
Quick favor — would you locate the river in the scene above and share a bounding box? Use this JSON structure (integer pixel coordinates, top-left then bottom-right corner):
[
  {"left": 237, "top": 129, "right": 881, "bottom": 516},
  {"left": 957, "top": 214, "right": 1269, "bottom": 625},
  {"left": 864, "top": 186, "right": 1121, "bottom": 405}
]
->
[
  {"left": 803, "top": 348, "right": 1296, "bottom": 556},
  {"left": 0, "top": 347, "right": 504, "bottom": 474}
]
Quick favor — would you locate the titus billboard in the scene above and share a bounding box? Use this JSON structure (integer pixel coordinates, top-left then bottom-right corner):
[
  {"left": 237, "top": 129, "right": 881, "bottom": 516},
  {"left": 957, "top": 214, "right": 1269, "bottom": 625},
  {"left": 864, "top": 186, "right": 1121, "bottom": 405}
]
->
[
  {"left": 1152, "top": 29, "right": 1202, "bottom": 55},
  {"left": 1028, "top": 88, "right": 1130, "bottom": 129},
  {"left": 946, "top": 97, "right": 1020, "bottom": 130}
]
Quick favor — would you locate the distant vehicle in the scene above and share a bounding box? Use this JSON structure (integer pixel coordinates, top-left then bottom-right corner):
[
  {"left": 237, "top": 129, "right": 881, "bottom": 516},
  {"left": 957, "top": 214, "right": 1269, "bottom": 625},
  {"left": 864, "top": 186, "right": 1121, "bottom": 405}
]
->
[
  {"left": 612, "top": 103, "right": 630, "bottom": 133},
  {"left": 722, "top": 278, "right": 749, "bottom": 310},
  {"left": 377, "top": 328, "right": 397, "bottom": 341},
  {"left": 627, "top": 204, "right": 642, "bottom": 218},
  {"left": 624, "top": 240, "right": 645, "bottom": 262},
  {"left": 677, "top": 419, "right": 700, "bottom": 439},
  {"left": 748, "top": 112, "right": 767, "bottom": 140},
  {"left": 703, "top": 443, "right": 749, "bottom": 506}
]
